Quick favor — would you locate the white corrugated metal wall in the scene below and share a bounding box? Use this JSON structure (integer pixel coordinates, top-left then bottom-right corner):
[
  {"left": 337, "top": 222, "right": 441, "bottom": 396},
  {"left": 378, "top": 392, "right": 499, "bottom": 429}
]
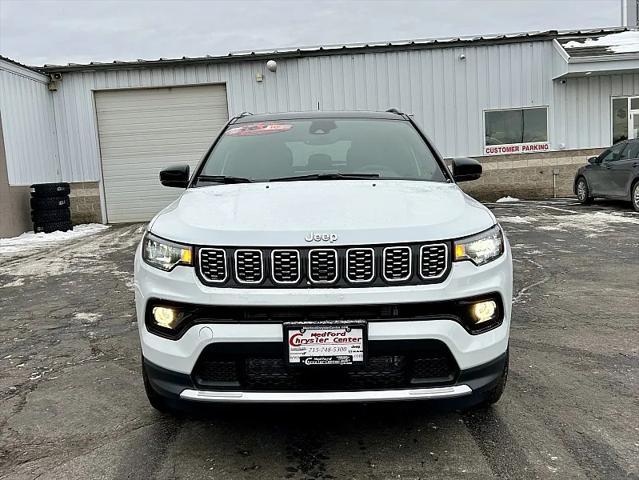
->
[
  {"left": 555, "top": 72, "right": 639, "bottom": 149},
  {"left": 3, "top": 39, "right": 639, "bottom": 186},
  {"left": 44, "top": 40, "right": 557, "bottom": 184},
  {"left": 0, "top": 60, "right": 60, "bottom": 184}
]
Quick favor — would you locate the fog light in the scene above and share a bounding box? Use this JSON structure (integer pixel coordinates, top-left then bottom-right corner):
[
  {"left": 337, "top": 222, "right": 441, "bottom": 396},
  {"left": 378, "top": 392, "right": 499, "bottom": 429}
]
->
[
  {"left": 470, "top": 300, "right": 497, "bottom": 324},
  {"left": 152, "top": 306, "right": 180, "bottom": 329}
]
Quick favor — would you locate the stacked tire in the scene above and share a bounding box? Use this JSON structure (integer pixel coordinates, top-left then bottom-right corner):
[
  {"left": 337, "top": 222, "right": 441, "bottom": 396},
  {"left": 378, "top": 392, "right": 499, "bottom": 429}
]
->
[{"left": 30, "top": 183, "right": 73, "bottom": 233}]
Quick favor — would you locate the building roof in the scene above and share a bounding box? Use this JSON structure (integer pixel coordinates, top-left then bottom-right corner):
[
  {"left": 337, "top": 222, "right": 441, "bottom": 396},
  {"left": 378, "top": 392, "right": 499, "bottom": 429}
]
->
[
  {"left": 0, "top": 54, "right": 44, "bottom": 74},
  {"left": 39, "top": 26, "right": 628, "bottom": 73},
  {"left": 557, "top": 30, "right": 639, "bottom": 59}
]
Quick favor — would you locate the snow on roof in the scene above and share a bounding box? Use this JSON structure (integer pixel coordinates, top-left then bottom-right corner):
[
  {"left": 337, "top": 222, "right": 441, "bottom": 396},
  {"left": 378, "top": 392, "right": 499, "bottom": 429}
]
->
[{"left": 559, "top": 30, "right": 639, "bottom": 57}]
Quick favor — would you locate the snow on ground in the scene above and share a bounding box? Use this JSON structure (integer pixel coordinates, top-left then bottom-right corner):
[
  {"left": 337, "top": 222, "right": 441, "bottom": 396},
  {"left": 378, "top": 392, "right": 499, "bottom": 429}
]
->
[
  {"left": 535, "top": 211, "right": 639, "bottom": 233},
  {"left": 0, "top": 224, "right": 109, "bottom": 256},
  {"left": 73, "top": 312, "right": 102, "bottom": 324},
  {"left": 497, "top": 210, "right": 639, "bottom": 232},
  {"left": 563, "top": 31, "right": 639, "bottom": 54},
  {"left": 0, "top": 224, "right": 144, "bottom": 281},
  {"left": 496, "top": 196, "right": 520, "bottom": 203},
  {"left": 498, "top": 216, "right": 534, "bottom": 224}
]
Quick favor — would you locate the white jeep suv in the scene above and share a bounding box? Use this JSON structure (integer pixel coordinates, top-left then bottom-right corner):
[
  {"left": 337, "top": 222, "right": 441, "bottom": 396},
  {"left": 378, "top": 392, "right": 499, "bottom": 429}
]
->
[{"left": 134, "top": 110, "right": 512, "bottom": 412}]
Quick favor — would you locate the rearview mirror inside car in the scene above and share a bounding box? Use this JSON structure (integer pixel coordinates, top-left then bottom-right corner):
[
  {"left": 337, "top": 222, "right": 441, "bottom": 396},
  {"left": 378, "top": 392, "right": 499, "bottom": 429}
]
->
[
  {"left": 160, "top": 164, "right": 190, "bottom": 188},
  {"left": 452, "top": 157, "right": 482, "bottom": 182}
]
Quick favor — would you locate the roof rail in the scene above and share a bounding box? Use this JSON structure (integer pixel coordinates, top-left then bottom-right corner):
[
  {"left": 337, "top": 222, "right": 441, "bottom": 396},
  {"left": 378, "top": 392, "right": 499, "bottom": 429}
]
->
[
  {"left": 385, "top": 108, "right": 404, "bottom": 115},
  {"left": 228, "top": 111, "right": 254, "bottom": 124}
]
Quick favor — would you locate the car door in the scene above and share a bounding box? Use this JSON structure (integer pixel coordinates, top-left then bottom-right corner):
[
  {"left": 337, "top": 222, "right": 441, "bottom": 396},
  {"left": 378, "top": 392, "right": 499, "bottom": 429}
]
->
[
  {"left": 608, "top": 140, "right": 639, "bottom": 198},
  {"left": 591, "top": 142, "right": 627, "bottom": 196}
]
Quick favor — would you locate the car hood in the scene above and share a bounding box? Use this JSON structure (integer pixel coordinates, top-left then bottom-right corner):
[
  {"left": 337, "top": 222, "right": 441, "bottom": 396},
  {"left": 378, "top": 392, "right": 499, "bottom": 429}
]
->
[{"left": 150, "top": 180, "right": 496, "bottom": 246}]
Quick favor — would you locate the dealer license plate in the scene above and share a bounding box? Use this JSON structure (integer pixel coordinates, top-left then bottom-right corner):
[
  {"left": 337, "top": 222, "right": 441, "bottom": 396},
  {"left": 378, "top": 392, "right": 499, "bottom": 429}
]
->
[{"left": 285, "top": 324, "right": 366, "bottom": 366}]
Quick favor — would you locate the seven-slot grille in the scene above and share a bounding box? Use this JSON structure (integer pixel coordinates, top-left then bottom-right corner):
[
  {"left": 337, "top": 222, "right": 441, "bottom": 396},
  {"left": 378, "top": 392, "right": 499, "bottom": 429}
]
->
[
  {"left": 196, "top": 244, "right": 450, "bottom": 287},
  {"left": 383, "top": 246, "right": 412, "bottom": 281},
  {"left": 420, "top": 244, "right": 448, "bottom": 279},
  {"left": 271, "top": 250, "right": 301, "bottom": 284},
  {"left": 199, "top": 248, "right": 227, "bottom": 282},
  {"left": 308, "top": 249, "right": 338, "bottom": 283},
  {"left": 234, "top": 250, "right": 264, "bottom": 283},
  {"left": 346, "top": 248, "right": 375, "bottom": 282}
]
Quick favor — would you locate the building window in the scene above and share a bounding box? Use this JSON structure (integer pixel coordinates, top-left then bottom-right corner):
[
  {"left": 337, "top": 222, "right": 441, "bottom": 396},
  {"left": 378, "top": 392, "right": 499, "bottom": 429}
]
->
[
  {"left": 485, "top": 107, "right": 548, "bottom": 146},
  {"left": 611, "top": 96, "right": 639, "bottom": 144}
]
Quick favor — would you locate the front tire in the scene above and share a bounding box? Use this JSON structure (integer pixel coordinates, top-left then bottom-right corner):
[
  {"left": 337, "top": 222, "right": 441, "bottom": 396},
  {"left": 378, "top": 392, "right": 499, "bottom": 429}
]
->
[
  {"left": 632, "top": 181, "right": 639, "bottom": 212},
  {"left": 576, "top": 177, "right": 593, "bottom": 205}
]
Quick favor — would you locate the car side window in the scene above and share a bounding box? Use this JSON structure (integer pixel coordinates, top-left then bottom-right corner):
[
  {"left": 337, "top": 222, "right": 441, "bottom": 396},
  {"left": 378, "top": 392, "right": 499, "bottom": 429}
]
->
[
  {"left": 601, "top": 142, "right": 627, "bottom": 162},
  {"left": 623, "top": 141, "right": 639, "bottom": 159}
]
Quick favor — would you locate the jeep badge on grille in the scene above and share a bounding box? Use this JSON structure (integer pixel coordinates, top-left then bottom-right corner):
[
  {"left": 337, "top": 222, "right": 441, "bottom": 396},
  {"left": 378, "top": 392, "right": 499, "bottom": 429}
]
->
[{"left": 305, "top": 232, "right": 338, "bottom": 243}]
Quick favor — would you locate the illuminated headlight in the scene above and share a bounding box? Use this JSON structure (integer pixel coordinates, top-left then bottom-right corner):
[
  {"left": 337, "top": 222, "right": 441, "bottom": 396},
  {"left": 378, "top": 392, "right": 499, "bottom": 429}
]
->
[
  {"left": 454, "top": 225, "right": 504, "bottom": 266},
  {"left": 142, "top": 232, "right": 192, "bottom": 271},
  {"left": 470, "top": 300, "right": 498, "bottom": 324}
]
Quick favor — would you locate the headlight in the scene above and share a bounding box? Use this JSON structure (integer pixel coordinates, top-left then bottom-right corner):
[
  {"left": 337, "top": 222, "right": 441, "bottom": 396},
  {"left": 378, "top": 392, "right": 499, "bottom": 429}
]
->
[
  {"left": 142, "top": 232, "right": 192, "bottom": 271},
  {"left": 454, "top": 224, "right": 504, "bottom": 266}
]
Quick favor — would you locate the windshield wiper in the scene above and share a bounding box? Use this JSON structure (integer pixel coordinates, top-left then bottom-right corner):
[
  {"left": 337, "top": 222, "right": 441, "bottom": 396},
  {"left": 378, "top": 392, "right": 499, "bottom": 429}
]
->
[
  {"left": 269, "top": 172, "right": 380, "bottom": 182},
  {"left": 196, "top": 175, "right": 254, "bottom": 184}
]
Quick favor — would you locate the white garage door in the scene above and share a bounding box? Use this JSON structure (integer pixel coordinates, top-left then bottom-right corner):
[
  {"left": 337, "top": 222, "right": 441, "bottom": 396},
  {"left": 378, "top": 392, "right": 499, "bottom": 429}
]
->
[{"left": 95, "top": 85, "right": 228, "bottom": 223}]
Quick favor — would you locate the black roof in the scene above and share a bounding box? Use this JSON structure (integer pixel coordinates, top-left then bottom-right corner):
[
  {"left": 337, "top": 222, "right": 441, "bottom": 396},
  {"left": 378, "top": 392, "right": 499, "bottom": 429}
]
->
[{"left": 233, "top": 110, "right": 407, "bottom": 123}]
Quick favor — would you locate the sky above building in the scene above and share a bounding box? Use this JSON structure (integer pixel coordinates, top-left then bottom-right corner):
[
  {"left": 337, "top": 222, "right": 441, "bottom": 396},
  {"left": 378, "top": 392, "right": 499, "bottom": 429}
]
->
[{"left": 0, "top": 0, "right": 622, "bottom": 66}]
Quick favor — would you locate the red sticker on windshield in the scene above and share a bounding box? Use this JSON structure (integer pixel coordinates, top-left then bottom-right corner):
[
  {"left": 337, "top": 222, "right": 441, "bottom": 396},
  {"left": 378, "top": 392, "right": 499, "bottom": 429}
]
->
[{"left": 226, "top": 123, "right": 293, "bottom": 136}]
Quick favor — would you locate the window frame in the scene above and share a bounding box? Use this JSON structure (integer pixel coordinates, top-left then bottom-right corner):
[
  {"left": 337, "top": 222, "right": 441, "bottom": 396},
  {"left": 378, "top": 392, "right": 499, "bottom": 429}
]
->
[
  {"left": 189, "top": 116, "right": 453, "bottom": 186},
  {"left": 610, "top": 96, "right": 639, "bottom": 143},
  {"left": 600, "top": 141, "right": 627, "bottom": 163},
  {"left": 483, "top": 105, "right": 550, "bottom": 149}
]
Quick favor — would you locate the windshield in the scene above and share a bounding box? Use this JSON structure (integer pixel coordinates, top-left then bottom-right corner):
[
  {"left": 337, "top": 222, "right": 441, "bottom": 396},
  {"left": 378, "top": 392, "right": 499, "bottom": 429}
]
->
[{"left": 197, "top": 118, "right": 447, "bottom": 183}]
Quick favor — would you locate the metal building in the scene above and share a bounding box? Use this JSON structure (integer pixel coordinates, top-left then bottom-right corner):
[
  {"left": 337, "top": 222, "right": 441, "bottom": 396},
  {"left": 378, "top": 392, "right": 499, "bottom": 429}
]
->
[{"left": 1, "top": 27, "right": 639, "bottom": 228}]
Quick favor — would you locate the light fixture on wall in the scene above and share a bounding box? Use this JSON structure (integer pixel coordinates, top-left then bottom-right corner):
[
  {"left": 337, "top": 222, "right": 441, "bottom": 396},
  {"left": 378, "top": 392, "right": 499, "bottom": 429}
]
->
[{"left": 266, "top": 60, "right": 277, "bottom": 72}]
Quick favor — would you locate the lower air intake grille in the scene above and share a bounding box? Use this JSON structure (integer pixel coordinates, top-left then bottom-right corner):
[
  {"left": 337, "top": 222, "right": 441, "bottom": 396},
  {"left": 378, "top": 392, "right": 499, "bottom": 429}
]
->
[
  {"left": 235, "top": 250, "right": 264, "bottom": 283},
  {"left": 191, "top": 340, "right": 459, "bottom": 391}
]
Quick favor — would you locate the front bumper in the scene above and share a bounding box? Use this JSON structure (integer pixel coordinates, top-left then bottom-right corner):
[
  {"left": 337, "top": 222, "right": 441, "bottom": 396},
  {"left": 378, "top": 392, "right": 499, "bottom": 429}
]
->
[
  {"left": 135, "top": 240, "right": 512, "bottom": 403},
  {"left": 143, "top": 351, "right": 507, "bottom": 404}
]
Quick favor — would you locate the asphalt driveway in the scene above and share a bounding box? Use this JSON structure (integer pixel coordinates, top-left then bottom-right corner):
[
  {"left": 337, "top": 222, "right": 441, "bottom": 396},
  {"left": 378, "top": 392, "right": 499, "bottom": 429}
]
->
[{"left": 0, "top": 199, "right": 637, "bottom": 480}]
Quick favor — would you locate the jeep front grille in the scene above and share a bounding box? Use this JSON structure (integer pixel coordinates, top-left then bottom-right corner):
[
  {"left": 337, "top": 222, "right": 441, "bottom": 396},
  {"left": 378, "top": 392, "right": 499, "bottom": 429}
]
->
[
  {"left": 196, "top": 243, "right": 451, "bottom": 288},
  {"left": 199, "top": 248, "right": 227, "bottom": 283},
  {"left": 383, "top": 246, "right": 412, "bottom": 281},
  {"left": 234, "top": 250, "right": 264, "bottom": 283},
  {"left": 308, "top": 249, "right": 338, "bottom": 283},
  {"left": 271, "top": 250, "right": 301, "bottom": 284},
  {"left": 419, "top": 244, "right": 448, "bottom": 279},
  {"left": 346, "top": 248, "right": 375, "bottom": 282}
]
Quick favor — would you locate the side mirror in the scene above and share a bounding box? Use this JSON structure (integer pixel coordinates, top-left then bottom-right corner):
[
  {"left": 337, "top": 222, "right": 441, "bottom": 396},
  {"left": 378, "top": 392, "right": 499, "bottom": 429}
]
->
[
  {"left": 452, "top": 157, "right": 482, "bottom": 182},
  {"left": 160, "top": 165, "right": 190, "bottom": 188},
  {"left": 587, "top": 156, "right": 599, "bottom": 164}
]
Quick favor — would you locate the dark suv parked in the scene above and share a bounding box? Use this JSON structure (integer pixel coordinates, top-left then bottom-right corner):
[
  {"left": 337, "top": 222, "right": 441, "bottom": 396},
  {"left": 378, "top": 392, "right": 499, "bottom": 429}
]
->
[{"left": 575, "top": 140, "right": 639, "bottom": 211}]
